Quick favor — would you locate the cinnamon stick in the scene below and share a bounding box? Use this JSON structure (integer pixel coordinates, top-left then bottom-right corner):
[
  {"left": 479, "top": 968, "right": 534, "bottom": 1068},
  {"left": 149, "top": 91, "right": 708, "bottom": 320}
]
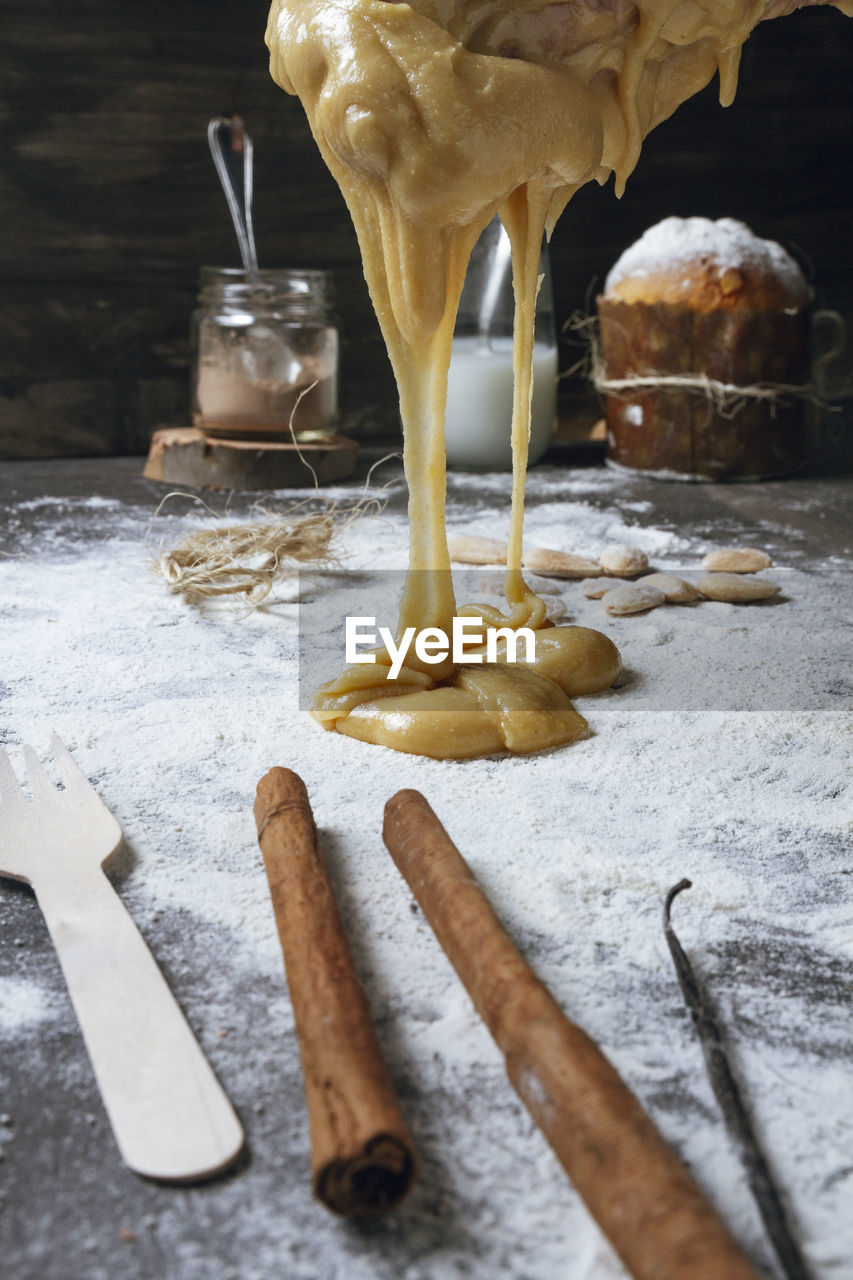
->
[
  {"left": 254, "top": 767, "right": 416, "bottom": 1214},
  {"left": 382, "top": 789, "right": 760, "bottom": 1280}
]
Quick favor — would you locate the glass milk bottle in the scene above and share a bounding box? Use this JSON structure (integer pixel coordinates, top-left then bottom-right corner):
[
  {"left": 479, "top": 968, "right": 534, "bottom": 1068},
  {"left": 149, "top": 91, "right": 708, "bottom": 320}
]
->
[{"left": 444, "top": 217, "right": 558, "bottom": 469}]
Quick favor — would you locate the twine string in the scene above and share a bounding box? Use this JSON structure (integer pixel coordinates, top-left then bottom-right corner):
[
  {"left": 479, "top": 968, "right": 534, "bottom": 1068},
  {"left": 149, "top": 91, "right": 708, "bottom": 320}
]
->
[
  {"left": 147, "top": 382, "right": 403, "bottom": 608},
  {"left": 562, "top": 310, "right": 840, "bottom": 422},
  {"left": 147, "top": 470, "right": 400, "bottom": 609}
]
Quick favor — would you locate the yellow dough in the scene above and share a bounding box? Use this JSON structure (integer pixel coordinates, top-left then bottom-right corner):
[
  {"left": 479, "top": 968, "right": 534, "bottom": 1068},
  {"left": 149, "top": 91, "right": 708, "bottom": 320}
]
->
[
  {"left": 265, "top": 0, "right": 851, "bottom": 756},
  {"left": 333, "top": 625, "right": 621, "bottom": 757}
]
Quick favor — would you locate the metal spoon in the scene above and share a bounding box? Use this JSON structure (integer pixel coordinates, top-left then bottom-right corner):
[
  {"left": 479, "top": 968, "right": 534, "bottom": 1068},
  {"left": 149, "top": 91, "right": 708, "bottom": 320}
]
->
[
  {"left": 208, "top": 115, "right": 259, "bottom": 278},
  {"left": 477, "top": 217, "right": 512, "bottom": 352}
]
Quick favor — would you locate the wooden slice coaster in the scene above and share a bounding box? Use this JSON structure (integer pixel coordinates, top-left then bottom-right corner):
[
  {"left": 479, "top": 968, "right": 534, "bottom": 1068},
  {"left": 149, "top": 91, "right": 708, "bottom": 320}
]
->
[{"left": 143, "top": 427, "right": 359, "bottom": 490}]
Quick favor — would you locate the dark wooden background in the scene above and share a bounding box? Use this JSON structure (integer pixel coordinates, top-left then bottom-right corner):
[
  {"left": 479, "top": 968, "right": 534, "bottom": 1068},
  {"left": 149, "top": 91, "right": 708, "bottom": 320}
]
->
[{"left": 1, "top": 1, "right": 852, "bottom": 459}]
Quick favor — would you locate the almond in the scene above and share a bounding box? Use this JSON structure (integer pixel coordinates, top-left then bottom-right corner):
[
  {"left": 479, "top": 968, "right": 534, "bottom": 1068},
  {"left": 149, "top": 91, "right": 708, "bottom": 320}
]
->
[
  {"left": 579, "top": 577, "right": 612, "bottom": 599},
  {"left": 701, "top": 548, "right": 772, "bottom": 574},
  {"left": 697, "top": 572, "right": 780, "bottom": 602},
  {"left": 523, "top": 548, "right": 601, "bottom": 578},
  {"left": 448, "top": 535, "right": 507, "bottom": 565},
  {"left": 603, "top": 583, "right": 666, "bottom": 615},
  {"left": 641, "top": 572, "right": 701, "bottom": 603},
  {"left": 600, "top": 543, "right": 649, "bottom": 576}
]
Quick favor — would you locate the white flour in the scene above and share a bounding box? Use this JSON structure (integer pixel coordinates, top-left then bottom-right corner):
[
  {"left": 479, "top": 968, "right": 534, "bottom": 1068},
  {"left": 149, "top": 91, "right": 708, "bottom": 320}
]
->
[
  {"left": 0, "top": 462, "right": 850, "bottom": 1280},
  {"left": 0, "top": 974, "right": 58, "bottom": 1033}
]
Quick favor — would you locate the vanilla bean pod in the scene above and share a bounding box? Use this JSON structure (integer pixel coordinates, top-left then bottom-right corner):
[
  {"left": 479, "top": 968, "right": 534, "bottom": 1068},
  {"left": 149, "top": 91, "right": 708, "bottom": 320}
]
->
[{"left": 664, "top": 879, "right": 810, "bottom": 1280}]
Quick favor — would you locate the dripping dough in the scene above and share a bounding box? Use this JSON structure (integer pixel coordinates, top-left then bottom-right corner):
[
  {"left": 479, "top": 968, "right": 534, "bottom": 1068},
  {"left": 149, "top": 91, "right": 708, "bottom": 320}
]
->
[{"left": 266, "top": 0, "right": 851, "bottom": 757}]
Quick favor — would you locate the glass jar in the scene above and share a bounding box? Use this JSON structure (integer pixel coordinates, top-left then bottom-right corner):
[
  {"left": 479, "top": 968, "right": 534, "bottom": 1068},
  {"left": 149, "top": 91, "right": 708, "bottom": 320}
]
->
[
  {"left": 444, "top": 217, "right": 558, "bottom": 470},
  {"left": 191, "top": 267, "right": 339, "bottom": 441}
]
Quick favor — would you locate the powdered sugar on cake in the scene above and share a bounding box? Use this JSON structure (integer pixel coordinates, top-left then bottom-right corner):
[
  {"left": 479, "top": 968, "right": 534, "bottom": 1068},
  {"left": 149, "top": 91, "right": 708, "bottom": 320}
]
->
[{"left": 604, "top": 216, "right": 810, "bottom": 303}]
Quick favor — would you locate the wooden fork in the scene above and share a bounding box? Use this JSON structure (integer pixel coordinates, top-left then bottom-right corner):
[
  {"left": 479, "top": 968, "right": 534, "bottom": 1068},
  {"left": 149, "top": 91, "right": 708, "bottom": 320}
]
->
[{"left": 0, "top": 734, "right": 244, "bottom": 1182}]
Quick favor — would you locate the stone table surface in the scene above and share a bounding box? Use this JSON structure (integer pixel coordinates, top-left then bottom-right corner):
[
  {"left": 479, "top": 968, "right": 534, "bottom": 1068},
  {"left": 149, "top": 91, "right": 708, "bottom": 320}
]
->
[{"left": 0, "top": 454, "right": 850, "bottom": 1280}]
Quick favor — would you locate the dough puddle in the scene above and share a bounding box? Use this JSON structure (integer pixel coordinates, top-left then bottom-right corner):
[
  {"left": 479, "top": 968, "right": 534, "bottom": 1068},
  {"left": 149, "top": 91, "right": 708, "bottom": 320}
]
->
[{"left": 333, "top": 624, "right": 621, "bottom": 758}]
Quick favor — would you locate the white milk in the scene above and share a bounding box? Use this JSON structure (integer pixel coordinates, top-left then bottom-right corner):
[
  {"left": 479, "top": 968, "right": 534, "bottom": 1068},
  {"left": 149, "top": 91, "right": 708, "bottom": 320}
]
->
[{"left": 444, "top": 336, "right": 557, "bottom": 470}]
